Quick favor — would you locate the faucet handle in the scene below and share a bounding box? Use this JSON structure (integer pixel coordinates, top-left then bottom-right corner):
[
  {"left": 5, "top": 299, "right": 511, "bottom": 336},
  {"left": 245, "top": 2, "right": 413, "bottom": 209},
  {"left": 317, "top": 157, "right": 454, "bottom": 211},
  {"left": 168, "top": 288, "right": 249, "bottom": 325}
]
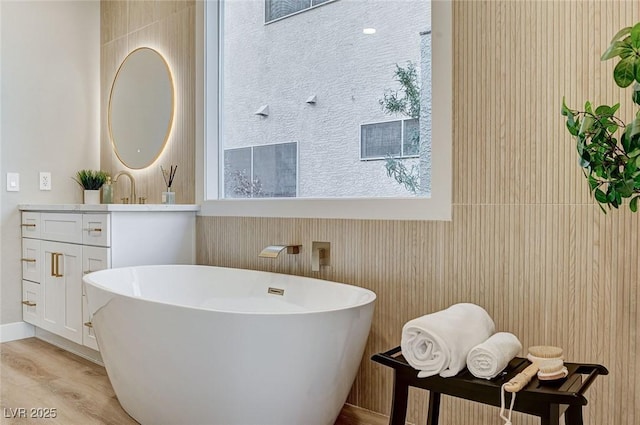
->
[{"left": 311, "top": 242, "right": 331, "bottom": 272}]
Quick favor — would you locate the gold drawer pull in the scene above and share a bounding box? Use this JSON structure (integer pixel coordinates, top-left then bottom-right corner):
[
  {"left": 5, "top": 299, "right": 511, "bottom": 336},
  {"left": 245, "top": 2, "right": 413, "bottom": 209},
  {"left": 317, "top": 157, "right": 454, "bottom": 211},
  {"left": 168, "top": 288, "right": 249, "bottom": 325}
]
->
[
  {"left": 21, "top": 258, "right": 36, "bottom": 263},
  {"left": 22, "top": 301, "right": 36, "bottom": 307},
  {"left": 21, "top": 223, "right": 36, "bottom": 228},
  {"left": 83, "top": 322, "right": 93, "bottom": 328},
  {"left": 85, "top": 227, "right": 102, "bottom": 232}
]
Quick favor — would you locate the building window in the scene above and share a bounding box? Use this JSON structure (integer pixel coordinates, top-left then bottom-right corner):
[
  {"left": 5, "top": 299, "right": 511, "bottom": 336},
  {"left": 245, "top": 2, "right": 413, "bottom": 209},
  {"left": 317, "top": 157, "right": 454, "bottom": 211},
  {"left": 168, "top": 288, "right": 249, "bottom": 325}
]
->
[
  {"left": 265, "top": 0, "right": 333, "bottom": 23},
  {"left": 202, "top": 0, "right": 453, "bottom": 219},
  {"left": 361, "top": 119, "right": 419, "bottom": 160},
  {"left": 224, "top": 142, "right": 298, "bottom": 198},
  {"left": 220, "top": 0, "right": 431, "bottom": 198}
]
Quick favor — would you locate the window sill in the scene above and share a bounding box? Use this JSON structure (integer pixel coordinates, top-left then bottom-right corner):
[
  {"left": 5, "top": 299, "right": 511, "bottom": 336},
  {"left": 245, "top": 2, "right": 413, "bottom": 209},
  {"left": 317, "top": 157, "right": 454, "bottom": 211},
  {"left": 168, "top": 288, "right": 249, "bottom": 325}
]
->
[
  {"left": 199, "top": 196, "right": 451, "bottom": 221},
  {"left": 360, "top": 155, "right": 420, "bottom": 161}
]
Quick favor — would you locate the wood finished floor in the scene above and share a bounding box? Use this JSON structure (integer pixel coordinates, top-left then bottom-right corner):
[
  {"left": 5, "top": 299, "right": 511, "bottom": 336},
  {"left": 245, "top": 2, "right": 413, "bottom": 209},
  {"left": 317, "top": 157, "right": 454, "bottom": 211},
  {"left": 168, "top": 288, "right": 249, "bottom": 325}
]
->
[
  {"left": 0, "top": 338, "right": 389, "bottom": 425},
  {"left": 1, "top": 338, "right": 135, "bottom": 425}
]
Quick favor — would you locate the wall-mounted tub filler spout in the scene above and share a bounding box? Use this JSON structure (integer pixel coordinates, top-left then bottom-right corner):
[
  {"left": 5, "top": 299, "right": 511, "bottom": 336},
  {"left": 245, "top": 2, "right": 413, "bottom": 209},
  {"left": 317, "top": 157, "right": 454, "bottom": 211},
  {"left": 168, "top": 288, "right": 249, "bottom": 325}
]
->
[
  {"left": 113, "top": 171, "right": 136, "bottom": 204},
  {"left": 259, "top": 245, "right": 301, "bottom": 258}
]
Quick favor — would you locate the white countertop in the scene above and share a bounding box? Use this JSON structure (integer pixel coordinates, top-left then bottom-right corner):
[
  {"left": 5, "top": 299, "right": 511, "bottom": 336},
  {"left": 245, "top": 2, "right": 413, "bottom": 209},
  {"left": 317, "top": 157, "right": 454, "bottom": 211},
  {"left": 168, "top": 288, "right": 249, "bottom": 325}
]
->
[{"left": 18, "top": 204, "right": 200, "bottom": 212}]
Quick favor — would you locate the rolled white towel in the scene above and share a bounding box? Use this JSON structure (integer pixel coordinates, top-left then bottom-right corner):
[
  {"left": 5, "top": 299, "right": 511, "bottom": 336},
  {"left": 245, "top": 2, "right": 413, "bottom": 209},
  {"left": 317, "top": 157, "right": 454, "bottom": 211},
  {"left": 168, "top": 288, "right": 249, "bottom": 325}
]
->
[
  {"left": 466, "top": 332, "right": 523, "bottom": 379},
  {"left": 401, "top": 303, "right": 495, "bottom": 378}
]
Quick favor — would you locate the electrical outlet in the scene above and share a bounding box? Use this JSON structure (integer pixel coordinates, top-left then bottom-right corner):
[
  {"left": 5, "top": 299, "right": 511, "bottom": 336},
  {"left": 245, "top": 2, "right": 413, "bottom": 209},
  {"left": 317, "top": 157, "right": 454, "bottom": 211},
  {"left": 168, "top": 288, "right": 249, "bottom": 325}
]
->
[{"left": 39, "top": 172, "right": 52, "bottom": 191}]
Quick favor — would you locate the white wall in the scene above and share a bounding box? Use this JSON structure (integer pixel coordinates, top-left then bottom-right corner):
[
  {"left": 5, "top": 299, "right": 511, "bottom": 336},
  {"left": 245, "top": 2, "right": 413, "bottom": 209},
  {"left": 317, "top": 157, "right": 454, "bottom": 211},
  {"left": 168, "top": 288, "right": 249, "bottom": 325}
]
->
[{"left": 0, "top": 1, "right": 100, "bottom": 325}]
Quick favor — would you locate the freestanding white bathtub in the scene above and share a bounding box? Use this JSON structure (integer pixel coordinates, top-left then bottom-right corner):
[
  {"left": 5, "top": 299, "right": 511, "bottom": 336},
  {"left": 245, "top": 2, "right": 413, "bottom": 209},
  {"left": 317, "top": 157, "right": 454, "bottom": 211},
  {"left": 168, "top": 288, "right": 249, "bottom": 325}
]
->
[{"left": 83, "top": 265, "right": 376, "bottom": 425}]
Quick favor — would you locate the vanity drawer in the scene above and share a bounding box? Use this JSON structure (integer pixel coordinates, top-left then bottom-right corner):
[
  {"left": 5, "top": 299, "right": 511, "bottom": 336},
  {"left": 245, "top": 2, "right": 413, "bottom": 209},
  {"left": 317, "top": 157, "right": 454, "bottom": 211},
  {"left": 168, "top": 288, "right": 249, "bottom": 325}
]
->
[
  {"left": 82, "top": 246, "right": 110, "bottom": 292},
  {"left": 40, "top": 213, "right": 83, "bottom": 244},
  {"left": 22, "top": 238, "right": 41, "bottom": 283},
  {"left": 82, "top": 214, "right": 111, "bottom": 247},
  {"left": 21, "top": 212, "right": 41, "bottom": 239},
  {"left": 22, "top": 280, "right": 42, "bottom": 327}
]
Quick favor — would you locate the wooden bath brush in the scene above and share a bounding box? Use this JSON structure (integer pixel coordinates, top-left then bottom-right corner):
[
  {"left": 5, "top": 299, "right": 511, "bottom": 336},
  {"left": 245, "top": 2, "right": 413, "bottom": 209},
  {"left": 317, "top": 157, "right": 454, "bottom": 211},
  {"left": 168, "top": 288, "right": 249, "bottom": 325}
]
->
[
  {"left": 537, "top": 359, "right": 568, "bottom": 381},
  {"left": 504, "top": 345, "right": 563, "bottom": 392},
  {"left": 527, "top": 345, "right": 563, "bottom": 365},
  {"left": 500, "top": 345, "right": 564, "bottom": 425}
]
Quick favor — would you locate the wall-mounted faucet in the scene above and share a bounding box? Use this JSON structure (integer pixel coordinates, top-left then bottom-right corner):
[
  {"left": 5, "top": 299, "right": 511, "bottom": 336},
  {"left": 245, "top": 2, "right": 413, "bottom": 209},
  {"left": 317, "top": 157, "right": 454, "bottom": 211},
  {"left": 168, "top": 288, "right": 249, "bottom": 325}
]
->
[
  {"left": 259, "top": 245, "right": 301, "bottom": 258},
  {"left": 113, "top": 171, "right": 136, "bottom": 204}
]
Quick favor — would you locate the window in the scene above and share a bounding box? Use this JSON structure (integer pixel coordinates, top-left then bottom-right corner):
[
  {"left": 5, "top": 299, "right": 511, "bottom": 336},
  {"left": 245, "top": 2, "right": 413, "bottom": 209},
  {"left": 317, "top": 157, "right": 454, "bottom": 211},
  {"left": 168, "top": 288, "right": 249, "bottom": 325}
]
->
[
  {"left": 265, "top": 0, "right": 333, "bottom": 23},
  {"left": 224, "top": 142, "right": 298, "bottom": 198},
  {"left": 361, "top": 119, "right": 419, "bottom": 160},
  {"left": 200, "top": 1, "right": 452, "bottom": 220},
  {"left": 219, "top": 0, "right": 430, "bottom": 199}
]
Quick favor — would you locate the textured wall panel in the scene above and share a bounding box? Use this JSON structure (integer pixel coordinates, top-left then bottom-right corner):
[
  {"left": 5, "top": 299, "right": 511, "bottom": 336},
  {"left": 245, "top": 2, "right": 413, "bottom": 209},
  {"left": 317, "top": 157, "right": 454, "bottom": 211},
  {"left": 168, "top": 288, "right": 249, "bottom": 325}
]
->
[
  {"left": 197, "top": 204, "right": 639, "bottom": 424},
  {"left": 196, "top": 1, "right": 639, "bottom": 424},
  {"left": 100, "top": 0, "right": 195, "bottom": 204}
]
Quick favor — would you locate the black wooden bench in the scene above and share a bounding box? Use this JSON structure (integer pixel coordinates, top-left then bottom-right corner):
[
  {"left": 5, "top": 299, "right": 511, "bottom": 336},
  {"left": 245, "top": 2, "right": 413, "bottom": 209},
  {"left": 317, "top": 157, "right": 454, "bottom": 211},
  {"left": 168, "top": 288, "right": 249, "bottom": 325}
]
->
[{"left": 371, "top": 346, "right": 607, "bottom": 425}]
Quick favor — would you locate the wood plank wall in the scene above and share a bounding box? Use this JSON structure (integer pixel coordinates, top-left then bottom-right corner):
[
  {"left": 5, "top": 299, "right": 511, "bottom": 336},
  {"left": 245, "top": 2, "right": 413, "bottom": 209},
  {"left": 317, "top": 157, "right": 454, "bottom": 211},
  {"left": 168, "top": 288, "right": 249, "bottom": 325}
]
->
[
  {"left": 196, "top": 1, "right": 640, "bottom": 424},
  {"left": 100, "top": 0, "right": 195, "bottom": 204},
  {"left": 99, "top": 0, "right": 639, "bottom": 423}
]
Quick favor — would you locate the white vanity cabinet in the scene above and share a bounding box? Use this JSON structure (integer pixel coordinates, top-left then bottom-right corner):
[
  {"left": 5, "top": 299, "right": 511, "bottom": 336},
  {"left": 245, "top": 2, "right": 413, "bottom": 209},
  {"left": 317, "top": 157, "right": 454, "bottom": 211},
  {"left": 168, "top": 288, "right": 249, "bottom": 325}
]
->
[
  {"left": 20, "top": 204, "right": 198, "bottom": 354},
  {"left": 41, "top": 239, "right": 83, "bottom": 344}
]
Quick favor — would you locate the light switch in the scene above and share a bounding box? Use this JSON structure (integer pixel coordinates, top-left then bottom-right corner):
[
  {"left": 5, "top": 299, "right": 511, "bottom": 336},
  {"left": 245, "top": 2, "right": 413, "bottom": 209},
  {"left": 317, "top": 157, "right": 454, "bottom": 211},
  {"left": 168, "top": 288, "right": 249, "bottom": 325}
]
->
[{"left": 6, "top": 173, "right": 19, "bottom": 192}]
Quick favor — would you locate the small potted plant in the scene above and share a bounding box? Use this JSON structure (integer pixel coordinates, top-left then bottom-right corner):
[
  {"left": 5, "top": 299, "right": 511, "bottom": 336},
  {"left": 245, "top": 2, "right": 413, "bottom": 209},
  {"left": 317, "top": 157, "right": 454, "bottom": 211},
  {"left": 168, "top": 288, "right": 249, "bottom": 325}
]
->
[{"left": 73, "top": 170, "right": 109, "bottom": 204}]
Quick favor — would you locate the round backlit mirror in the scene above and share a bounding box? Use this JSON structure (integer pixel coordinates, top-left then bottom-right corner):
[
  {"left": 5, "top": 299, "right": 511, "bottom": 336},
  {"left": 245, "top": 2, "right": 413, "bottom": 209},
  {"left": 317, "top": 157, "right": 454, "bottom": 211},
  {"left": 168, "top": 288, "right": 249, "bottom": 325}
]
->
[{"left": 108, "top": 47, "right": 174, "bottom": 169}]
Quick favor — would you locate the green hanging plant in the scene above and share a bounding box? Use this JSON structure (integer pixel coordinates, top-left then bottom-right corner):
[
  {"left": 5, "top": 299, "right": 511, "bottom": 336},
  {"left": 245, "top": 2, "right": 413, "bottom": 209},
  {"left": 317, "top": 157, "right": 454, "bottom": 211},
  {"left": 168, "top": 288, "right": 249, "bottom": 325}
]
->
[{"left": 561, "top": 22, "right": 640, "bottom": 213}]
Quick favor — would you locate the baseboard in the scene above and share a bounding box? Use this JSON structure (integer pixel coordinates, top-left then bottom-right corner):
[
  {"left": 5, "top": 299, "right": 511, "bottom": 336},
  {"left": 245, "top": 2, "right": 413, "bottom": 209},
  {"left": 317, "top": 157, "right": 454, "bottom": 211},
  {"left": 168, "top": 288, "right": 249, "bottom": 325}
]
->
[
  {"left": 34, "top": 328, "right": 103, "bottom": 365},
  {"left": 0, "top": 321, "right": 35, "bottom": 343},
  {"left": 337, "top": 403, "right": 396, "bottom": 425},
  {"left": 1, "top": 325, "right": 103, "bottom": 366}
]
